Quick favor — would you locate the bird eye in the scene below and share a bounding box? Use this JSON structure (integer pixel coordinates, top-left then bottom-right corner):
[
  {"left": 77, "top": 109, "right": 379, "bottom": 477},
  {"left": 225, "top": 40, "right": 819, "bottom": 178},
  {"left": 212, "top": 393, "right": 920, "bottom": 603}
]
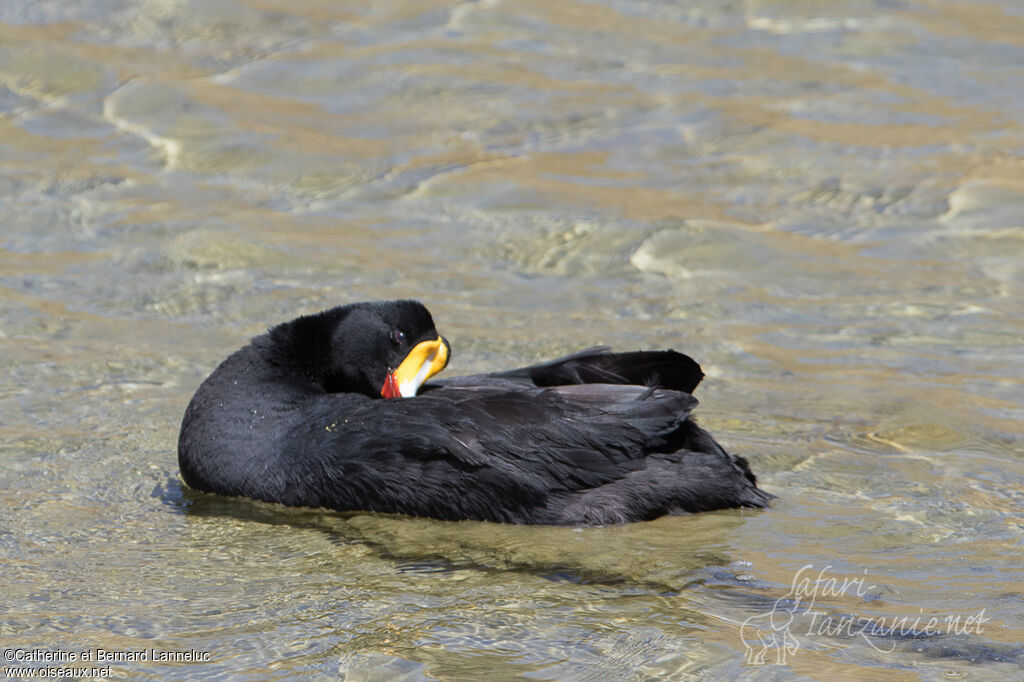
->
[{"left": 390, "top": 329, "right": 406, "bottom": 345}]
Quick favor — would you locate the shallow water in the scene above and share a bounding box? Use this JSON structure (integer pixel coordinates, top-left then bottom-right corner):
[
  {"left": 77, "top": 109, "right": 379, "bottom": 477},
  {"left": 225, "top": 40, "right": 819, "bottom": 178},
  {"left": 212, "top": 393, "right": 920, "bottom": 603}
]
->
[{"left": 1, "top": 0, "right": 1023, "bottom": 679}]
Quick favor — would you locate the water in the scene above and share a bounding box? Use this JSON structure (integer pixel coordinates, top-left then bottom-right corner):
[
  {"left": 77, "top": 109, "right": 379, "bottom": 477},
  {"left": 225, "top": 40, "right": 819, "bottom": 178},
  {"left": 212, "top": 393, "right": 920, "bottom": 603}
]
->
[{"left": 1, "top": 0, "right": 1022, "bottom": 679}]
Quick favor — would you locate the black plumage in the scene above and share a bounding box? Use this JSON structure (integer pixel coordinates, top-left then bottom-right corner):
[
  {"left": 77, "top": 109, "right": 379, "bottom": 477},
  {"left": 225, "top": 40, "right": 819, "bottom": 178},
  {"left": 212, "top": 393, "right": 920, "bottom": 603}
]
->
[{"left": 178, "top": 300, "right": 772, "bottom": 524}]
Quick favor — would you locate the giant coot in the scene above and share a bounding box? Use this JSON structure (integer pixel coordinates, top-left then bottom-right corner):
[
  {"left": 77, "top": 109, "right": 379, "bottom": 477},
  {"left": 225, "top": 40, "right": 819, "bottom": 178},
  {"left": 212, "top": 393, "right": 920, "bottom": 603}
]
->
[{"left": 178, "top": 300, "right": 772, "bottom": 524}]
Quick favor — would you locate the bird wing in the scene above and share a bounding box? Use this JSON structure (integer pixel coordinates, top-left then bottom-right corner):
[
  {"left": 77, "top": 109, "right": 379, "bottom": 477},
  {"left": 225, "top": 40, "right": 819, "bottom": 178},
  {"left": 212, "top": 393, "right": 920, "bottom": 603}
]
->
[
  {"left": 279, "top": 383, "right": 698, "bottom": 522},
  {"left": 430, "top": 348, "right": 705, "bottom": 394}
]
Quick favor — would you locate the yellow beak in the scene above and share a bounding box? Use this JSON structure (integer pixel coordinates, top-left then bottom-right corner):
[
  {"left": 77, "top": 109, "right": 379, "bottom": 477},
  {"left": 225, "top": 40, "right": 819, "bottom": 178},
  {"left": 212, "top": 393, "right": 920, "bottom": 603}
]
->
[{"left": 383, "top": 336, "right": 449, "bottom": 398}]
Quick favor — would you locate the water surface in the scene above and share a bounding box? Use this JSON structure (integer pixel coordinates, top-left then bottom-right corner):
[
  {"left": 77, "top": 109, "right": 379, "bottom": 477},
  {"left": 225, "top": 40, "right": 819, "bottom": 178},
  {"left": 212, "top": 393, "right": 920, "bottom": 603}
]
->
[{"left": 1, "top": 0, "right": 1023, "bottom": 679}]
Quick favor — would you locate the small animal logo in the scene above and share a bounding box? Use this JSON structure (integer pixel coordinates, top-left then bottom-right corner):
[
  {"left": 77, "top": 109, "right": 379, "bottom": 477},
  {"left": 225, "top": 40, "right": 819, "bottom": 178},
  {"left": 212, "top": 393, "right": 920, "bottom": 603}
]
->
[{"left": 739, "top": 597, "right": 802, "bottom": 666}]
